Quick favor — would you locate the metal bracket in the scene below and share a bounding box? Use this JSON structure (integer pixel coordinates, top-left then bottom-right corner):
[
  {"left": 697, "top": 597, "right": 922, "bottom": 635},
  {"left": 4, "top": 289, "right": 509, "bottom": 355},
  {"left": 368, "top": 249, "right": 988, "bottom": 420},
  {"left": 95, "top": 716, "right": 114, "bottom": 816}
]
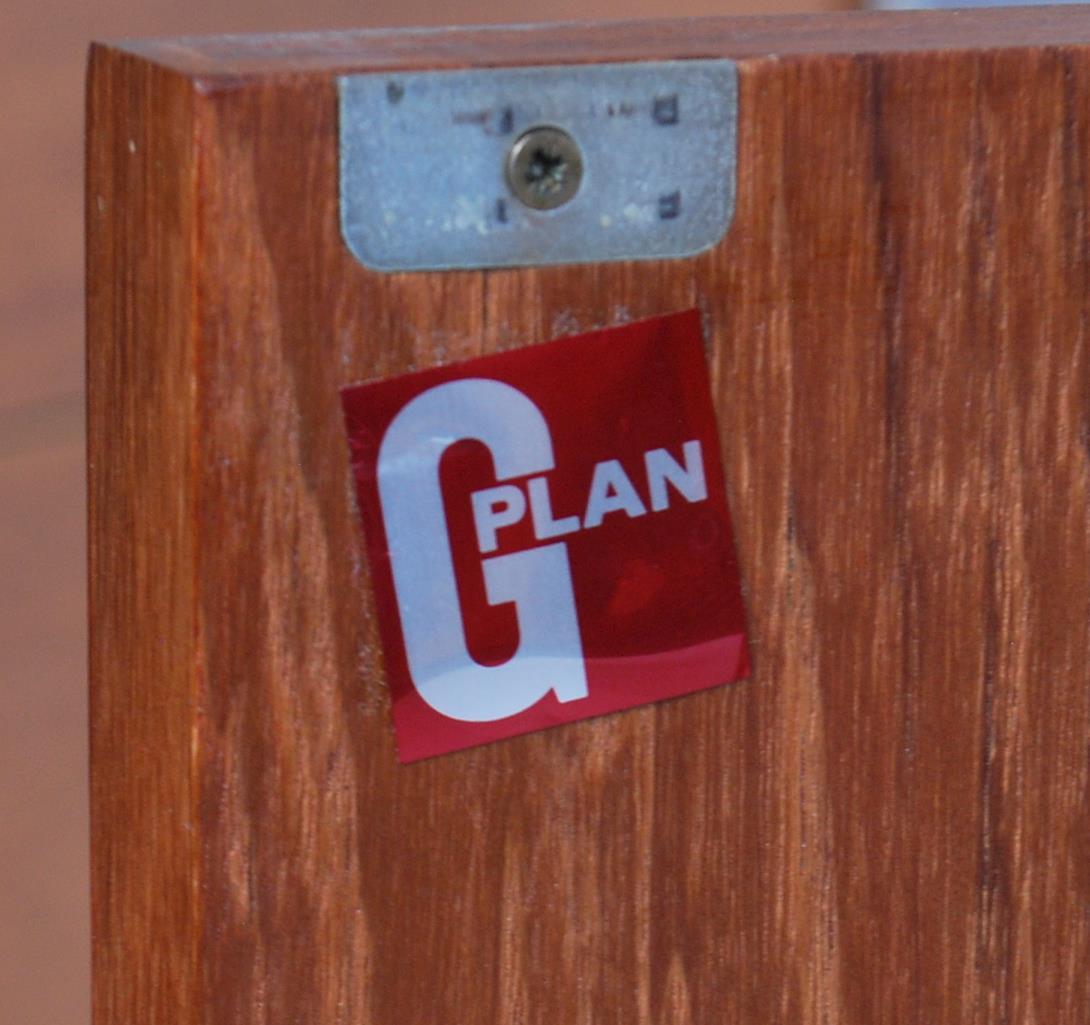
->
[{"left": 338, "top": 60, "right": 738, "bottom": 272}]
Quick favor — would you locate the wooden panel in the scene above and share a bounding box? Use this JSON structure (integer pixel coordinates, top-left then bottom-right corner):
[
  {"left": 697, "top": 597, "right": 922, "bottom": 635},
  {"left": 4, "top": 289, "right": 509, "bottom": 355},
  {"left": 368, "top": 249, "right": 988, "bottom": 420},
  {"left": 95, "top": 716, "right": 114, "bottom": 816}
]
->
[
  {"left": 88, "top": 13, "right": 1090, "bottom": 1025},
  {"left": 3, "top": 4, "right": 848, "bottom": 1025},
  {"left": 4, "top": 0, "right": 847, "bottom": 411},
  {"left": 122, "top": 7, "right": 1090, "bottom": 75},
  {"left": 86, "top": 48, "right": 200, "bottom": 1025}
]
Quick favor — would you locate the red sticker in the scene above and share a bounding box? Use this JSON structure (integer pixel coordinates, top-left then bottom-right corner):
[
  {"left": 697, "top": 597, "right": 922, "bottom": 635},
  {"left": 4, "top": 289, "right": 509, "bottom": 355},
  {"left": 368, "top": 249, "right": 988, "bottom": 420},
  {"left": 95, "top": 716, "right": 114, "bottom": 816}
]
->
[{"left": 341, "top": 309, "right": 750, "bottom": 762}]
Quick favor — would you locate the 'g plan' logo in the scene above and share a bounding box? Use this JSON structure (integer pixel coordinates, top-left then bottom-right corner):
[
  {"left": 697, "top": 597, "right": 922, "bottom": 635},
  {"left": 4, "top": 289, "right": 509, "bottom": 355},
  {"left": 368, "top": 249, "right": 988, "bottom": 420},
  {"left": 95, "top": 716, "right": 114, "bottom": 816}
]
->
[{"left": 342, "top": 310, "right": 750, "bottom": 762}]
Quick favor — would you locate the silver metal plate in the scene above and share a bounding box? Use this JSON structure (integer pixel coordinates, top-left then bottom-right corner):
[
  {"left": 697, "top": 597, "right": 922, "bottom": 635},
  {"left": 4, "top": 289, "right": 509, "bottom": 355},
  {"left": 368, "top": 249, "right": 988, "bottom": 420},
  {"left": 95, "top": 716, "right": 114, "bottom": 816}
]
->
[{"left": 338, "top": 60, "right": 737, "bottom": 272}]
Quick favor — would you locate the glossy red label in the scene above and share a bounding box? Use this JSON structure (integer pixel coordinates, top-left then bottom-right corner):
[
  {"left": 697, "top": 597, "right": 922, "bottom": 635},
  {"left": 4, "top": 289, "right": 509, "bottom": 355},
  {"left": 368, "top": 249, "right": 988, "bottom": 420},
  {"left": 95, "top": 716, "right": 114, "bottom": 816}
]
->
[{"left": 341, "top": 309, "right": 750, "bottom": 762}]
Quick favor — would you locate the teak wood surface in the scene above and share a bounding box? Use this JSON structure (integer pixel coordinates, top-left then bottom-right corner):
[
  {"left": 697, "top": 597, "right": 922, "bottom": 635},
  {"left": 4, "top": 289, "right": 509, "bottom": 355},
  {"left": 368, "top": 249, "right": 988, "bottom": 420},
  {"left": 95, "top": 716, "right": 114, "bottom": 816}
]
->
[{"left": 88, "top": 10, "right": 1090, "bottom": 1025}]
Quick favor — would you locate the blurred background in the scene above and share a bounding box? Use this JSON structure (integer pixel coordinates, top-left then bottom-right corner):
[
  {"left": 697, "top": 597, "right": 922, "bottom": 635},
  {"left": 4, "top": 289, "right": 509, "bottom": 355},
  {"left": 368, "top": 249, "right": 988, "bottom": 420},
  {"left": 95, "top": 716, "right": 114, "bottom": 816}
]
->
[{"left": 14, "top": 0, "right": 1028, "bottom": 1020}]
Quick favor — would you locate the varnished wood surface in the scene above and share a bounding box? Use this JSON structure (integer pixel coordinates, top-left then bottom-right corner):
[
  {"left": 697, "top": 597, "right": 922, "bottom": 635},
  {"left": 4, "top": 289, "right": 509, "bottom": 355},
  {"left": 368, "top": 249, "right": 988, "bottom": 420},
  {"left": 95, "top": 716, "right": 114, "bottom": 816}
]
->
[
  {"left": 89, "top": 11, "right": 1090, "bottom": 1025},
  {"left": 87, "top": 47, "right": 201, "bottom": 1025},
  {"left": 8, "top": 4, "right": 844, "bottom": 1025},
  {"left": 122, "top": 6, "right": 1090, "bottom": 75}
]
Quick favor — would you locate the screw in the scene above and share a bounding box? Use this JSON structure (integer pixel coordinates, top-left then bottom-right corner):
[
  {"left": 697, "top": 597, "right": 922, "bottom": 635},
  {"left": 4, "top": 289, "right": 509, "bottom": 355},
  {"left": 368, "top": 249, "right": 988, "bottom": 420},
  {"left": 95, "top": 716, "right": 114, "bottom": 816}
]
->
[{"left": 505, "top": 126, "right": 583, "bottom": 211}]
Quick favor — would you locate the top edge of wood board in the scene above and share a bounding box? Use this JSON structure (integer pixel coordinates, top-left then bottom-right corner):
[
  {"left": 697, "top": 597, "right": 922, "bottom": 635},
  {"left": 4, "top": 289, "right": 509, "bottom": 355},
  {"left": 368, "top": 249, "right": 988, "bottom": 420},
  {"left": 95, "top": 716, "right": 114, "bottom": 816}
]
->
[{"left": 95, "top": 7, "right": 1090, "bottom": 81}]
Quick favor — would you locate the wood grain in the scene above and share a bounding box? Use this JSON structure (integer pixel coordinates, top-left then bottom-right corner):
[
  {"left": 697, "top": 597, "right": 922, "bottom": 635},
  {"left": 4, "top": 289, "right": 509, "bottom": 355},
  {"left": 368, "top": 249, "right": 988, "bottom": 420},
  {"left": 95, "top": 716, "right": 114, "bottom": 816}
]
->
[
  {"left": 121, "top": 7, "right": 1090, "bottom": 75},
  {"left": 86, "top": 47, "right": 200, "bottom": 1025},
  {"left": 7, "top": 4, "right": 851, "bottom": 1025},
  {"left": 89, "top": 13, "right": 1090, "bottom": 1025}
]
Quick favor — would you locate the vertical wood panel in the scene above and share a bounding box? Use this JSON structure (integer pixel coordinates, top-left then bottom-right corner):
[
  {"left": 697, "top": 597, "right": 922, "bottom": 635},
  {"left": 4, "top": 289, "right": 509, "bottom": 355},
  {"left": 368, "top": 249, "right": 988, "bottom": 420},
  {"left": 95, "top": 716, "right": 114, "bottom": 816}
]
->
[
  {"left": 89, "top": 15, "right": 1090, "bottom": 1025},
  {"left": 86, "top": 48, "right": 200, "bottom": 1025}
]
